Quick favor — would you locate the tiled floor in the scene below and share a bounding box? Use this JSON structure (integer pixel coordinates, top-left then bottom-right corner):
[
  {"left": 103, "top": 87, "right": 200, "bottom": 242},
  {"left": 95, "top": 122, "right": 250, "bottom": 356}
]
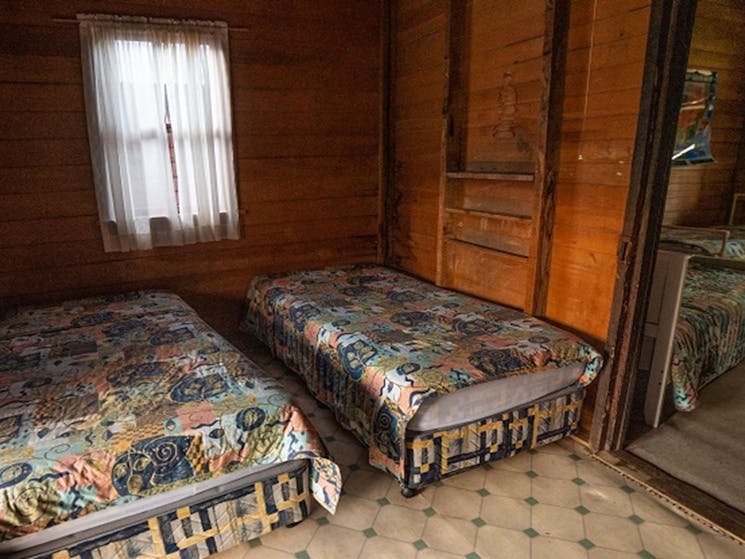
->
[{"left": 215, "top": 338, "right": 744, "bottom": 559}]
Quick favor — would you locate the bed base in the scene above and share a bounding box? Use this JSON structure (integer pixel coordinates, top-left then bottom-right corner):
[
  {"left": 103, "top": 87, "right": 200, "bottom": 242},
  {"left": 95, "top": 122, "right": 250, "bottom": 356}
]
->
[
  {"left": 246, "top": 328, "right": 583, "bottom": 492},
  {"left": 640, "top": 250, "right": 745, "bottom": 427},
  {"left": 8, "top": 462, "right": 311, "bottom": 559},
  {"left": 403, "top": 385, "right": 583, "bottom": 490}
]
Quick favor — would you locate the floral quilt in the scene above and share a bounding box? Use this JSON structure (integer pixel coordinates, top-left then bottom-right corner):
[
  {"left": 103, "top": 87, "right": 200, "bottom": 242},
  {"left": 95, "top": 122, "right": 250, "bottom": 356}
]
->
[
  {"left": 660, "top": 225, "right": 745, "bottom": 260},
  {"left": 671, "top": 262, "right": 745, "bottom": 411},
  {"left": 0, "top": 292, "right": 340, "bottom": 541},
  {"left": 243, "top": 265, "right": 603, "bottom": 481}
]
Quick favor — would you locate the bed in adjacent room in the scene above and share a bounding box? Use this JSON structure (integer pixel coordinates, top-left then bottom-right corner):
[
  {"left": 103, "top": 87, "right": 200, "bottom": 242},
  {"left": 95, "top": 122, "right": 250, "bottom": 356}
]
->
[
  {"left": 670, "top": 261, "right": 745, "bottom": 411},
  {"left": 242, "top": 264, "right": 603, "bottom": 494},
  {"left": 0, "top": 292, "right": 340, "bottom": 559}
]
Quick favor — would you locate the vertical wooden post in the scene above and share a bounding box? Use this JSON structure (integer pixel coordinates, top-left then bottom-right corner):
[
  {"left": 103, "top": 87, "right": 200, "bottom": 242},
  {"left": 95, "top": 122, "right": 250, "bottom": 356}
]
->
[
  {"left": 378, "top": 0, "right": 392, "bottom": 264},
  {"left": 523, "top": 0, "right": 570, "bottom": 315},
  {"left": 591, "top": 0, "right": 698, "bottom": 452},
  {"left": 445, "top": 1, "right": 468, "bottom": 174}
]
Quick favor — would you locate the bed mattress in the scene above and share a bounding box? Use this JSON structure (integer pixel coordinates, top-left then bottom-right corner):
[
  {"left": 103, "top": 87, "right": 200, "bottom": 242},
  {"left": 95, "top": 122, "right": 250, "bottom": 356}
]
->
[
  {"left": 243, "top": 264, "right": 603, "bottom": 481},
  {"left": 672, "top": 262, "right": 745, "bottom": 411},
  {"left": 407, "top": 362, "right": 584, "bottom": 431},
  {"left": 0, "top": 292, "right": 340, "bottom": 542}
]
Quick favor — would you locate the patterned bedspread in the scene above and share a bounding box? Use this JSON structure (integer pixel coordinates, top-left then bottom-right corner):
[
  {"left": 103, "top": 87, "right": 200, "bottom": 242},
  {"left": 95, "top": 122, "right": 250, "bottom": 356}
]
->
[
  {"left": 660, "top": 225, "right": 745, "bottom": 260},
  {"left": 242, "top": 265, "right": 603, "bottom": 481},
  {"left": 671, "top": 262, "right": 745, "bottom": 411},
  {"left": 0, "top": 292, "right": 340, "bottom": 541}
]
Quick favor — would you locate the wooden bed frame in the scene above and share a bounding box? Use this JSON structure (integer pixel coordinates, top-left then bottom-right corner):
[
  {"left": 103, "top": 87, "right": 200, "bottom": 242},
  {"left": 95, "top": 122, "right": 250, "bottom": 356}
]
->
[
  {"left": 639, "top": 250, "right": 745, "bottom": 427},
  {"left": 661, "top": 224, "right": 732, "bottom": 256}
]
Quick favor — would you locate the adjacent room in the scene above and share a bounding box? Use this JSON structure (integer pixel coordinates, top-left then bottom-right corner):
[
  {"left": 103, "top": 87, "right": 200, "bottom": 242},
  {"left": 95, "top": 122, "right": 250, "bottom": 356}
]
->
[
  {"left": 625, "top": 0, "right": 745, "bottom": 518},
  {"left": 0, "top": 1, "right": 743, "bottom": 558}
]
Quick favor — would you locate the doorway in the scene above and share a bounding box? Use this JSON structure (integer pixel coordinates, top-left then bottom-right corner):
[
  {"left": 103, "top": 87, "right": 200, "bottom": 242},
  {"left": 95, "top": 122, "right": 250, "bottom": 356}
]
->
[{"left": 589, "top": 0, "right": 745, "bottom": 539}]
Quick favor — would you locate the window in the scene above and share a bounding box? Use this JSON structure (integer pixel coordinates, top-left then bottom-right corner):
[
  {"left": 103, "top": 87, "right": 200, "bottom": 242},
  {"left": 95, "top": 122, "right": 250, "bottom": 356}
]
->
[{"left": 79, "top": 16, "right": 239, "bottom": 252}]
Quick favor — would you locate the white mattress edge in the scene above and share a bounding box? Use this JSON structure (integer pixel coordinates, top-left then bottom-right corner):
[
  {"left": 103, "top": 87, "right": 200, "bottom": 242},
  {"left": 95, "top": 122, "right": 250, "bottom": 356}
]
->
[{"left": 0, "top": 459, "right": 308, "bottom": 558}]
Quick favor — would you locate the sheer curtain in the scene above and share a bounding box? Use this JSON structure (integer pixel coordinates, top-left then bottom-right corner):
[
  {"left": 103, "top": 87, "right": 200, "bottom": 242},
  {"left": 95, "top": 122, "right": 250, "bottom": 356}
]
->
[{"left": 79, "top": 15, "right": 239, "bottom": 252}]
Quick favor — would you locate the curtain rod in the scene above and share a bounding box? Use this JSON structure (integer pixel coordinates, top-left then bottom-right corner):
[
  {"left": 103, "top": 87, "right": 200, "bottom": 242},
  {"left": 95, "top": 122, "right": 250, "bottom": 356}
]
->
[{"left": 51, "top": 17, "right": 250, "bottom": 32}]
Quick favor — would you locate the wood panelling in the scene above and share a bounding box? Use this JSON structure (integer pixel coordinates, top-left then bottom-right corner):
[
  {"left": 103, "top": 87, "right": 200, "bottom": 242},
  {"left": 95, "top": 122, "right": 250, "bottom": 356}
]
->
[
  {"left": 462, "top": 0, "right": 546, "bottom": 168},
  {"left": 389, "top": 0, "right": 652, "bottom": 342},
  {"left": 387, "top": 0, "right": 447, "bottom": 280},
  {"left": 442, "top": 239, "right": 527, "bottom": 309},
  {"left": 0, "top": 0, "right": 382, "bottom": 329},
  {"left": 545, "top": 0, "right": 651, "bottom": 342},
  {"left": 388, "top": 0, "right": 654, "bottom": 433},
  {"left": 663, "top": 0, "right": 745, "bottom": 226}
]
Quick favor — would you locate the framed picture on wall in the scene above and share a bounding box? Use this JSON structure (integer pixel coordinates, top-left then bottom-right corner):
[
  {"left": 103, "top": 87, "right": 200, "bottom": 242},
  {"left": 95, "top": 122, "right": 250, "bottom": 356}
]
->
[{"left": 672, "top": 70, "right": 716, "bottom": 165}]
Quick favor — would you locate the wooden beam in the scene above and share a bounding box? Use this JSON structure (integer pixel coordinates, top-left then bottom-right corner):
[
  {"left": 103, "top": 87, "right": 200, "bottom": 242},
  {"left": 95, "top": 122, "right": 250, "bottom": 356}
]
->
[
  {"left": 590, "top": 0, "right": 698, "bottom": 452},
  {"left": 523, "top": 0, "right": 570, "bottom": 315},
  {"left": 435, "top": 0, "right": 459, "bottom": 285},
  {"left": 378, "top": 0, "right": 392, "bottom": 264},
  {"left": 445, "top": 0, "right": 468, "bottom": 173}
]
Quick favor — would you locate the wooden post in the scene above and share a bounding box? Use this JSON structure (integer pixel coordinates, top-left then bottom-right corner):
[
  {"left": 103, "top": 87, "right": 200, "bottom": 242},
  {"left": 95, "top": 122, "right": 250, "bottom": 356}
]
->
[
  {"left": 523, "top": 0, "right": 569, "bottom": 315},
  {"left": 591, "top": 0, "right": 698, "bottom": 452},
  {"left": 378, "top": 0, "right": 392, "bottom": 264}
]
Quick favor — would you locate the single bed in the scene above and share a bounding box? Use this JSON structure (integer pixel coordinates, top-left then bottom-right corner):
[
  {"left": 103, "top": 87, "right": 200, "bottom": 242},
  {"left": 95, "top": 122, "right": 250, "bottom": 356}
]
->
[
  {"left": 242, "top": 264, "right": 603, "bottom": 493},
  {"left": 0, "top": 292, "right": 340, "bottom": 558},
  {"left": 640, "top": 251, "right": 745, "bottom": 427}
]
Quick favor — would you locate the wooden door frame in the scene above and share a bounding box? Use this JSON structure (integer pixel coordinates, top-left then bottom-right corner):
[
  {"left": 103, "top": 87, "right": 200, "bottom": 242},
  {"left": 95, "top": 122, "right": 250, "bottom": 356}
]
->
[{"left": 589, "top": 0, "right": 698, "bottom": 452}]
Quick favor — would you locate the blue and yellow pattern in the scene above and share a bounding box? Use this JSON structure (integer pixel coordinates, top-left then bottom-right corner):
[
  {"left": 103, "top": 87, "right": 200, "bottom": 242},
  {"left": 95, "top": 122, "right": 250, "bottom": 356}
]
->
[
  {"left": 243, "top": 264, "right": 602, "bottom": 484},
  {"left": 40, "top": 462, "right": 311, "bottom": 559},
  {"left": 0, "top": 292, "right": 340, "bottom": 541}
]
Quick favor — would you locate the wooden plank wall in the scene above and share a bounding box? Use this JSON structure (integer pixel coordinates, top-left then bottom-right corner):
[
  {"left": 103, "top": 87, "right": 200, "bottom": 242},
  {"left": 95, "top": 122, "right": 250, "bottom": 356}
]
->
[
  {"left": 390, "top": 0, "right": 652, "bottom": 343},
  {"left": 463, "top": 0, "right": 545, "bottom": 167},
  {"left": 0, "top": 1, "right": 382, "bottom": 332},
  {"left": 389, "top": 0, "right": 653, "bottom": 432},
  {"left": 387, "top": 0, "right": 447, "bottom": 280},
  {"left": 663, "top": 0, "right": 745, "bottom": 227},
  {"left": 545, "top": 0, "right": 651, "bottom": 343}
]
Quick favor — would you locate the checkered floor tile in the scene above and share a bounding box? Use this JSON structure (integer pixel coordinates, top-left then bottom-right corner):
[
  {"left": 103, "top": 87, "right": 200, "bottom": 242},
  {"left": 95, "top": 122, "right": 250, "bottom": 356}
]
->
[{"left": 212, "top": 336, "right": 744, "bottom": 559}]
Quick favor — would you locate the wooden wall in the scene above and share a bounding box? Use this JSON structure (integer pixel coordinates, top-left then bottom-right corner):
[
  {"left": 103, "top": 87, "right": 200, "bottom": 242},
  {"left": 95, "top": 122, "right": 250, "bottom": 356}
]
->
[
  {"left": 387, "top": 0, "right": 446, "bottom": 279},
  {"left": 0, "top": 1, "right": 382, "bottom": 331},
  {"left": 663, "top": 0, "right": 745, "bottom": 227},
  {"left": 388, "top": 0, "right": 653, "bottom": 432},
  {"left": 545, "top": 0, "right": 651, "bottom": 343},
  {"left": 389, "top": 0, "right": 652, "bottom": 344}
]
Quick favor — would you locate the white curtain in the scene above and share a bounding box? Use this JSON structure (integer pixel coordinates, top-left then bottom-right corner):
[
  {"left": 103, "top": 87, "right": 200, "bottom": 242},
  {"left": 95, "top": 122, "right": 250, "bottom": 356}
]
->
[{"left": 79, "top": 15, "right": 239, "bottom": 252}]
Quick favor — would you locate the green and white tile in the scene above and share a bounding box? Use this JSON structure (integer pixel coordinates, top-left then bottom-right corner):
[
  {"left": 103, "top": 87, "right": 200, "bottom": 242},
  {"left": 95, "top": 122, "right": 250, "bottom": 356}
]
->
[{"left": 211, "top": 341, "right": 744, "bottom": 559}]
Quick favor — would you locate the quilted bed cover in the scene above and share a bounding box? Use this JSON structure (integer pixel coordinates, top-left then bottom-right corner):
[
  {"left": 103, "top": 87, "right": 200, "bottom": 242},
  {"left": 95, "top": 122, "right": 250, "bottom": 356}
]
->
[
  {"left": 243, "top": 265, "right": 603, "bottom": 481},
  {"left": 672, "top": 262, "right": 745, "bottom": 411},
  {"left": 0, "top": 292, "right": 340, "bottom": 541},
  {"left": 660, "top": 225, "right": 745, "bottom": 260}
]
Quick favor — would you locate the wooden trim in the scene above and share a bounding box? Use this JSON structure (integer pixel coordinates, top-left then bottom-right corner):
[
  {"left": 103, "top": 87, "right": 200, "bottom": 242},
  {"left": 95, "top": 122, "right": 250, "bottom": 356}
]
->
[
  {"left": 663, "top": 224, "right": 731, "bottom": 256},
  {"left": 445, "top": 1, "right": 468, "bottom": 174},
  {"left": 436, "top": 0, "right": 459, "bottom": 285},
  {"left": 377, "top": 0, "right": 391, "bottom": 265},
  {"left": 445, "top": 171, "right": 534, "bottom": 182},
  {"left": 444, "top": 207, "right": 532, "bottom": 223},
  {"left": 590, "top": 0, "right": 698, "bottom": 451},
  {"left": 730, "top": 192, "right": 745, "bottom": 225},
  {"left": 523, "top": 0, "right": 569, "bottom": 316},
  {"left": 443, "top": 237, "right": 529, "bottom": 262},
  {"left": 383, "top": 0, "right": 397, "bottom": 268},
  {"left": 597, "top": 450, "right": 745, "bottom": 542},
  {"left": 52, "top": 16, "right": 247, "bottom": 31}
]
